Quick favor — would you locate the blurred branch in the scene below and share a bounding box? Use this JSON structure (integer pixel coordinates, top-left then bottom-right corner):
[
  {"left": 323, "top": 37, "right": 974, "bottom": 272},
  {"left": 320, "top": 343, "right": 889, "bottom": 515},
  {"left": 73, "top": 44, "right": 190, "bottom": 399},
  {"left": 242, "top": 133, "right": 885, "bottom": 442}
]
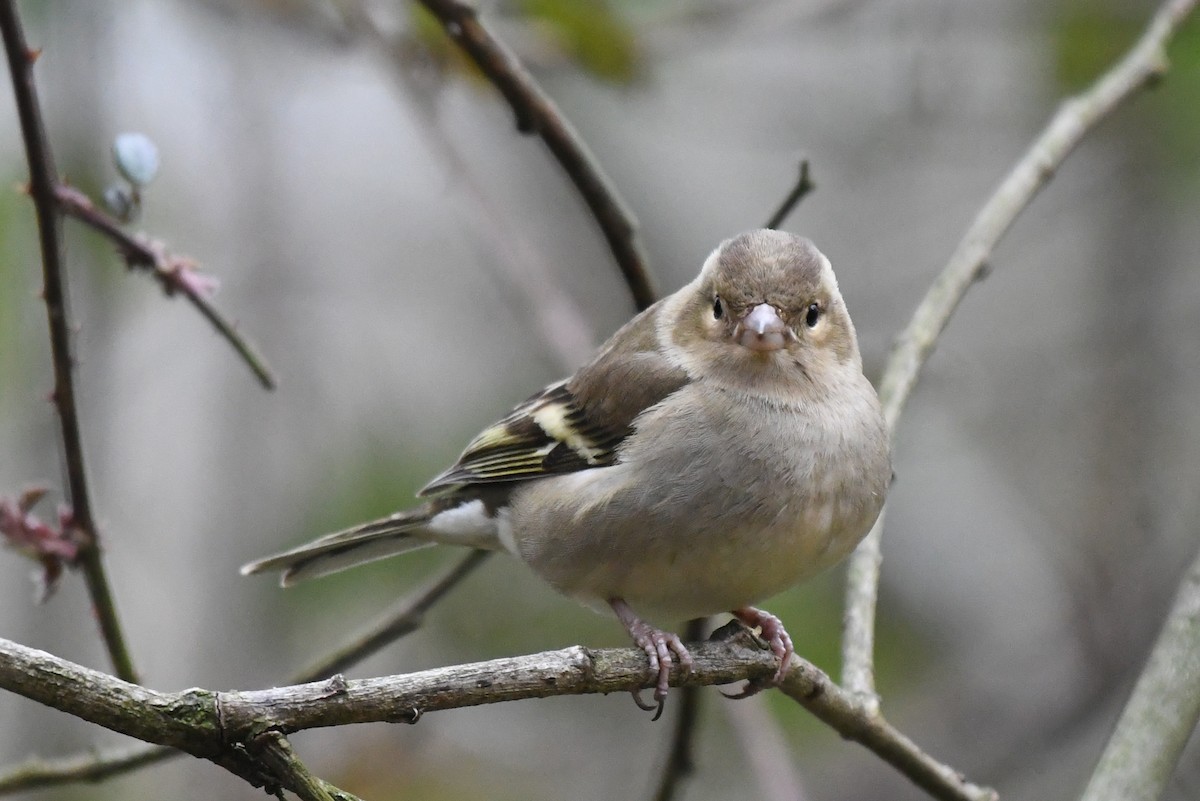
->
[
  {"left": 652, "top": 617, "right": 707, "bottom": 801},
  {"left": 412, "top": 0, "right": 657, "bottom": 311},
  {"left": 53, "top": 185, "right": 277, "bottom": 390},
  {"left": 0, "top": 744, "right": 166, "bottom": 794},
  {"left": 0, "top": 0, "right": 137, "bottom": 683},
  {"left": 0, "top": 549, "right": 491, "bottom": 795},
  {"left": 841, "top": 0, "right": 1200, "bottom": 698},
  {"left": 293, "top": 549, "right": 491, "bottom": 682},
  {"left": 0, "top": 627, "right": 993, "bottom": 801},
  {"left": 341, "top": 3, "right": 597, "bottom": 370},
  {"left": 722, "top": 694, "right": 810, "bottom": 801},
  {"left": 763, "top": 160, "right": 815, "bottom": 231},
  {"left": 1078, "top": 543, "right": 1200, "bottom": 801}
]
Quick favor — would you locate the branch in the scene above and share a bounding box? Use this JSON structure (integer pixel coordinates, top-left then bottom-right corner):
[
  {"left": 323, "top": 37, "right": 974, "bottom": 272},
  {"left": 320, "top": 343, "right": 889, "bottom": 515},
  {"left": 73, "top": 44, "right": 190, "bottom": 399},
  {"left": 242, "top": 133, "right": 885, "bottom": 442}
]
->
[
  {"left": 412, "top": 0, "right": 657, "bottom": 310},
  {"left": 249, "top": 732, "right": 365, "bottom": 801},
  {"left": 722, "top": 693, "right": 811, "bottom": 801},
  {"left": 340, "top": 3, "right": 597, "bottom": 371},
  {"left": 0, "top": 745, "right": 167, "bottom": 794},
  {"left": 841, "top": 0, "right": 1200, "bottom": 698},
  {"left": 1078, "top": 543, "right": 1200, "bottom": 801},
  {"left": 53, "top": 185, "right": 277, "bottom": 390},
  {"left": 0, "top": 0, "right": 137, "bottom": 683},
  {"left": 0, "top": 627, "right": 993, "bottom": 801}
]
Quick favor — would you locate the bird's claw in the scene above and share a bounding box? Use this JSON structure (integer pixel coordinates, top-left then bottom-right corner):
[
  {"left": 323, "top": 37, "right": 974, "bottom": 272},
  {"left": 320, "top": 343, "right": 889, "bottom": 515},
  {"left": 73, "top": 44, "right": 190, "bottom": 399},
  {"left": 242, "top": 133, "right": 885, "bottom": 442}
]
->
[
  {"left": 610, "top": 598, "right": 693, "bottom": 720},
  {"left": 630, "top": 688, "right": 665, "bottom": 720},
  {"left": 723, "top": 606, "right": 795, "bottom": 699}
]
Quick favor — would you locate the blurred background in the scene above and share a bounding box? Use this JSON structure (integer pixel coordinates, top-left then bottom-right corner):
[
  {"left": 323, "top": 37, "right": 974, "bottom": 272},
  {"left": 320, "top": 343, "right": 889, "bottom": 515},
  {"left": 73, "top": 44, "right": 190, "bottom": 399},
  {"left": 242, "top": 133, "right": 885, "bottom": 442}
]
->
[{"left": 1, "top": 1, "right": 1199, "bottom": 799}]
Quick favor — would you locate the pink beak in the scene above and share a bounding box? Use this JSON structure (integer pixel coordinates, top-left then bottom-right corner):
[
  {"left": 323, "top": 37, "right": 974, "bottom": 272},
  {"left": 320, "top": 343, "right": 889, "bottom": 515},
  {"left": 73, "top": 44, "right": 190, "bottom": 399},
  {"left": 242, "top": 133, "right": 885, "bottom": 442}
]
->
[{"left": 738, "top": 303, "right": 788, "bottom": 352}]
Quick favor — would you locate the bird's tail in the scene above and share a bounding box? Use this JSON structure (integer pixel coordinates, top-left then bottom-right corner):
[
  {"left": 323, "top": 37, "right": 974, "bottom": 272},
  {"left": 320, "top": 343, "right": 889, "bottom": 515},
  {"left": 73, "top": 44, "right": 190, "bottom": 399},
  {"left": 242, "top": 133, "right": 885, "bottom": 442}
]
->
[{"left": 241, "top": 506, "right": 441, "bottom": 586}]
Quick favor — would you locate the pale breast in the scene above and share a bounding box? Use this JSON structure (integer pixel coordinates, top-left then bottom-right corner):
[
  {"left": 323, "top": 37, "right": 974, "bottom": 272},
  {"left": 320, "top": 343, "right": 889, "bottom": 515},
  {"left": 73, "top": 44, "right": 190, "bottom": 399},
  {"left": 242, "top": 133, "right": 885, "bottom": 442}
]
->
[{"left": 508, "top": 377, "right": 889, "bottom": 622}]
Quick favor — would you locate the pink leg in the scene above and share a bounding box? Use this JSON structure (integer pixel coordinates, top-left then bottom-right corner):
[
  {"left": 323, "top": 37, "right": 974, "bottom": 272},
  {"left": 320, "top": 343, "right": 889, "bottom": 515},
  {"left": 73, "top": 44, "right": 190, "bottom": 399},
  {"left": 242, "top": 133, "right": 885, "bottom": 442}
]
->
[
  {"left": 609, "top": 598, "right": 693, "bottom": 720},
  {"left": 726, "top": 606, "right": 794, "bottom": 698}
]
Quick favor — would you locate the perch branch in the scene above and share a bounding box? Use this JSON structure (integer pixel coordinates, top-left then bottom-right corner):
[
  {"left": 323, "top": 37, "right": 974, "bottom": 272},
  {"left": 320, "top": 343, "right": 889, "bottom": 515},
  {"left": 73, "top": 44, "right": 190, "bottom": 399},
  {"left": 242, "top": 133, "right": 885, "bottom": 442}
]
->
[
  {"left": 0, "top": 627, "right": 993, "bottom": 801},
  {"left": 841, "top": 0, "right": 1200, "bottom": 698}
]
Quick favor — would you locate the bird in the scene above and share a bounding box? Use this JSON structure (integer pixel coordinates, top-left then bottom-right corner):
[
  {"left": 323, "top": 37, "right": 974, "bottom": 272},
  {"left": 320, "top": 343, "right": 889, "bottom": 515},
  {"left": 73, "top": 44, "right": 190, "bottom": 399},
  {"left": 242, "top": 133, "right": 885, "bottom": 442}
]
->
[{"left": 242, "top": 229, "right": 891, "bottom": 717}]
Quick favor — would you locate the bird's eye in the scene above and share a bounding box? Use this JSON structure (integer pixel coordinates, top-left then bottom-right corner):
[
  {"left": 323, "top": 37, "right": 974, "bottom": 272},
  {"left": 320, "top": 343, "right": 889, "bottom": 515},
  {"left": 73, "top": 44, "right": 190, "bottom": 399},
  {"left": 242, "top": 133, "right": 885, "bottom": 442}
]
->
[
  {"left": 712, "top": 296, "right": 724, "bottom": 320},
  {"left": 805, "top": 303, "right": 821, "bottom": 328}
]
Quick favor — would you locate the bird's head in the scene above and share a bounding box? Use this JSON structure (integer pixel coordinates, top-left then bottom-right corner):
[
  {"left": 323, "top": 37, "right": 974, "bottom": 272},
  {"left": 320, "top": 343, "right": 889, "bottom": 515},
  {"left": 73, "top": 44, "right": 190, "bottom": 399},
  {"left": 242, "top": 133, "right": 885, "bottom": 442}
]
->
[{"left": 665, "top": 230, "right": 864, "bottom": 400}]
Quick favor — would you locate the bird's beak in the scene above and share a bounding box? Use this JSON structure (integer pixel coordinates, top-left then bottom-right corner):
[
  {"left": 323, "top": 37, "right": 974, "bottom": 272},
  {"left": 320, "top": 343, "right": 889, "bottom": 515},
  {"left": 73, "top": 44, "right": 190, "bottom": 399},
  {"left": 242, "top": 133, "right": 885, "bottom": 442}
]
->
[{"left": 737, "top": 303, "right": 788, "bottom": 352}]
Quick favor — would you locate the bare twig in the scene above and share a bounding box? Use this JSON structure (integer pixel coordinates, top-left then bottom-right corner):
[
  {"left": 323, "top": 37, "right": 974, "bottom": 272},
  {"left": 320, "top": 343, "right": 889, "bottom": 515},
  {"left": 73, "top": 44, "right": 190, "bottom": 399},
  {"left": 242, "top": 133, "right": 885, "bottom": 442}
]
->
[
  {"left": 412, "top": 0, "right": 657, "bottom": 310},
  {"left": 0, "top": 745, "right": 166, "bottom": 794},
  {"left": 53, "top": 185, "right": 277, "bottom": 390},
  {"left": 0, "top": 0, "right": 137, "bottom": 683},
  {"left": 1078, "top": 542, "right": 1200, "bottom": 801},
  {"left": 0, "top": 628, "right": 993, "bottom": 801},
  {"left": 841, "top": 0, "right": 1200, "bottom": 698},
  {"left": 652, "top": 618, "right": 707, "bottom": 801},
  {"left": 763, "top": 160, "right": 815, "bottom": 231}
]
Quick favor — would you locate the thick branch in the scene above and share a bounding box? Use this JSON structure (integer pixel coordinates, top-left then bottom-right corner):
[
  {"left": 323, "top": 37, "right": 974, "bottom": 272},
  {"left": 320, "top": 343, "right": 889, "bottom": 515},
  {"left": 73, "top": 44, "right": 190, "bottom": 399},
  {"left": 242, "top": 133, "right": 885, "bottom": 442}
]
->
[
  {"left": 249, "top": 732, "right": 364, "bottom": 801},
  {"left": 841, "top": 0, "right": 1200, "bottom": 697},
  {"left": 0, "top": 0, "right": 137, "bottom": 683},
  {"left": 412, "top": 0, "right": 657, "bottom": 310},
  {"left": 1078, "top": 544, "right": 1200, "bottom": 801},
  {"left": 0, "top": 628, "right": 991, "bottom": 801}
]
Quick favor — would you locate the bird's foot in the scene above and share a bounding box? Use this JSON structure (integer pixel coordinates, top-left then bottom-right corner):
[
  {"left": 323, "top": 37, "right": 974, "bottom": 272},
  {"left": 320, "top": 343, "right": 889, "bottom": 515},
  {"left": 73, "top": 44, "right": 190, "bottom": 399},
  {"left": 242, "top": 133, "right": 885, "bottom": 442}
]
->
[
  {"left": 609, "top": 598, "right": 693, "bottom": 721},
  {"left": 722, "top": 606, "right": 794, "bottom": 699}
]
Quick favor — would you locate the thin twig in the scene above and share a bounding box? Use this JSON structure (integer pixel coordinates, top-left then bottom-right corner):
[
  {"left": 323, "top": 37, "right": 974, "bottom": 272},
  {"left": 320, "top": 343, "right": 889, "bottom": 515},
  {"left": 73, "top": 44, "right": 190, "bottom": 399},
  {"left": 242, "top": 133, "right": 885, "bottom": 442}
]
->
[
  {"left": 652, "top": 618, "right": 707, "bottom": 801},
  {"left": 840, "top": 0, "right": 1200, "bottom": 699},
  {"left": 0, "top": 629, "right": 994, "bottom": 801},
  {"left": 0, "top": 549, "right": 491, "bottom": 795},
  {"left": 1078, "top": 542, "right": 1200, "bottom": 801},
  {"left": 0, "top": 745, "right": 166, "bottom": 794},
  {"left": 53, "top": 185, "right": 277, "bottom": 390},
  {"left": 763, "top": 160, "right": 815, "bottom": 231},
  {"left": 341, "top": 3, "right": 597, "bottom": 371},
  {"left": 412, "top": 0, "right": 657, "bottom": 310},
  {"left": 722, "top": 694, "right": 810, "bottom": 801},
  {"left": 293, "top": 549, "right": 491, "bottom": 682},
  {"left": 0, "top": 0, "right": 137, "bottom": 683}
]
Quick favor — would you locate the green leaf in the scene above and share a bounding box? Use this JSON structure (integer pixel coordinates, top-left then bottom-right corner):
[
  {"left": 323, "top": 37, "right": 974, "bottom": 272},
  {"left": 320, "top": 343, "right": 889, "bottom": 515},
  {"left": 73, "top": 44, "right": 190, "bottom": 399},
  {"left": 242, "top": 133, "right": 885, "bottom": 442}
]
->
[{"left": 516, "top": 0, "right": 641, "bottom": 83}]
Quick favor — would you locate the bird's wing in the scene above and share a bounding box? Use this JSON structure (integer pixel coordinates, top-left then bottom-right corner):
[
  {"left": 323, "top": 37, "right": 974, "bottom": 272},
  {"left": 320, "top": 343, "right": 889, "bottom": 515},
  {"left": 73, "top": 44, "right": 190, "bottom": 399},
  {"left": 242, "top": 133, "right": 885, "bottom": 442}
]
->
[{"left": 419, "top": 300, "right": 689, "bottom": 496}]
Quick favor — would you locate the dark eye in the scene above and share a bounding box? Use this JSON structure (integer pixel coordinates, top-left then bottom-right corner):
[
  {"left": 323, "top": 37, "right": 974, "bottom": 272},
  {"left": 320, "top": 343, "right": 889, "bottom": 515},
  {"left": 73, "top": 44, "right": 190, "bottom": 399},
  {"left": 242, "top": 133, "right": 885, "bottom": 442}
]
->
[
  {"left": 805, "top": 303, "right": 821, "bottom": 328},
  {"left": 712, "top": 296, "right": 724, "bottom": 320}
]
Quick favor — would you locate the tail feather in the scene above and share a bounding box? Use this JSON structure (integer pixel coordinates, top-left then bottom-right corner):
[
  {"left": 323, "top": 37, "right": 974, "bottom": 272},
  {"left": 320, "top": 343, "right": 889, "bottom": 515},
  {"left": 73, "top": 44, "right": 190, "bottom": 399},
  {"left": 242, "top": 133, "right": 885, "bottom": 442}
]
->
[{"left": 241, "top": 507, "right": 436, "bottom": 586}]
